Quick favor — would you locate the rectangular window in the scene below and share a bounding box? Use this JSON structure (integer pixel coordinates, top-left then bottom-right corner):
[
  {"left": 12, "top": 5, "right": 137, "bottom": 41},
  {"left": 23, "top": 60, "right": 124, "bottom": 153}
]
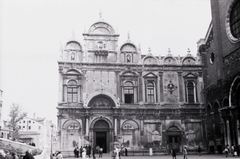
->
[
  {"left": 67, "top": 87, "right": 78, "bottom": 103},
  {"left": 29, "top": 121, "right": 31, "bottom": 123},
  {"left": 23, "top": 126, "right": 25, "bottom": 128},
  {"left": 29, "top": 126, "right": 31, "bottom": 130},
  {"left": 147, "top": 88, "right": 154, "bottom": 103},
  {"left": 125, "top": 94, "right": 134, "bottom": 103}
]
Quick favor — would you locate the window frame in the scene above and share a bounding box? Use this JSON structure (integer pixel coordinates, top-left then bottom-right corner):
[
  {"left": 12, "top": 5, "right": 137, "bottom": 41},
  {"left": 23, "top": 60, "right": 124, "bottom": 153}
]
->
[
  {"left": 226, "top": 0, "right": 240, "bottom": 43},
  {"left": 67, "top": 80, "right": 78, "bottom": 103}
]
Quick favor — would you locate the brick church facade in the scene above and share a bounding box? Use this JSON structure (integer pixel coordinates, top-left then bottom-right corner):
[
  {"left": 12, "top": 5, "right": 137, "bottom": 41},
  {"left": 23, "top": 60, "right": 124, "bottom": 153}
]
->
[
  {"left": 198, "top": 0, "right": 240, "bottom": 154},
  {"left": 57, "top": 18, "right": 205, "bottom": 153}
]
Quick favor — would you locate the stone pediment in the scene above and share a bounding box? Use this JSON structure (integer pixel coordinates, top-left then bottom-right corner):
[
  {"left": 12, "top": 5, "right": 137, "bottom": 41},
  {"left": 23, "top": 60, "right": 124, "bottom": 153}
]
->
[
  {"left": 143, "top": 72, "right": 157, "bottom": 78},
  {"left": 183, "top": 72, "right": 197, "bottom": 78}
]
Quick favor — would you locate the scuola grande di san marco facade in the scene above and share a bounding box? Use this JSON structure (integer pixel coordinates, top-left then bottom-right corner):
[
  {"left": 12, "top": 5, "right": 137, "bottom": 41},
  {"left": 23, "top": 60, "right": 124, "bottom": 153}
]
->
[{"left": 56, "top": 16, "right": 205, "bottom": 154}]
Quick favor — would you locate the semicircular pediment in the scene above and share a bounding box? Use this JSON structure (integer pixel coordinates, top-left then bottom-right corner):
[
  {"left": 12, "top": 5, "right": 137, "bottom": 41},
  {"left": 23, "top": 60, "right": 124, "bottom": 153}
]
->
[
  {"left": 88, "top": 95, "right": 115, "bottom": 108},
  {"left": 88, "top": 22, "right": 115, "bottom": 35},
  {"left": 182, "top": 57, "right": 196, "bottom": 65},
  {"left": 94, "top": 120, "right": 109, "bottom": 129},
  {"left": 92, "top": 27, "right": 110, "bottom": 35},
  {"left": 120, "top": 43, "right": 137, "bottom": 52},
  {"left": 143, "top": 56, "right": 158, "bottom": 65},
  {"left": 163, "top": 57, "right": 177, "bottom": 65}
]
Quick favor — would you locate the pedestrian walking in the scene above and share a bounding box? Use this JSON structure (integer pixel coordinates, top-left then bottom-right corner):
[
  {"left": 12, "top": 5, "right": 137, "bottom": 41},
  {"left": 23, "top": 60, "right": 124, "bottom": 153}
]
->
[
  {"left": 183, "top": 146, "right": 187, "bottom": 159},
  {"left": 171, "top": 148, "right": 176, "bottom": 159},
  {"left": 224, "top": 146, "right": 229, "bottom": 158}
]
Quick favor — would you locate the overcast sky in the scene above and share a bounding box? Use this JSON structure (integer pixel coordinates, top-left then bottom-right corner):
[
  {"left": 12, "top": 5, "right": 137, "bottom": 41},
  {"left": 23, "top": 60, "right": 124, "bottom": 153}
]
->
[{"left": 0, "top": 0, "right": 212, "bottom": 125}]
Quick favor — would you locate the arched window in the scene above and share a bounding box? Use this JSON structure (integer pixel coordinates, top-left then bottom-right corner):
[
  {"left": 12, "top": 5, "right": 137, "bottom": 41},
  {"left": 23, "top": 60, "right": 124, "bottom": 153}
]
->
[
  {"left": 187, "top": 82, "right": 195, "bottom": 103},
  {"left": 67, "top": 80, "right": 78, "bottom": 103},
  {"left": 68, "top": 123, "right": 79, "bottom": 130},
  {"left": 123, "top": 123, "right": 134, "bottom": 130},
  {"left": 124, "top": 81, "right": 134, "bottom": 103},
  {"left": 147, "top": 82, "right": 155, "bottom": 103}
]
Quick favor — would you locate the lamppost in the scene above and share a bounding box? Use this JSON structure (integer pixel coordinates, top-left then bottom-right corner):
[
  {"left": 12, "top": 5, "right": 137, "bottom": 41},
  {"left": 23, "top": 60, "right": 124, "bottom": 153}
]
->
[{"left": 50, "top": 124, "right": 54, "bottom": 156}]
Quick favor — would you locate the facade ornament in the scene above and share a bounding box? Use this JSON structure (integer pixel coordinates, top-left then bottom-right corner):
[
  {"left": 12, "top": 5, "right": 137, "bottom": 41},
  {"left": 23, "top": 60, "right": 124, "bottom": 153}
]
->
[
  {"left": 187, "top": 48, "right": 191, "bottom": 55},
  {"left": 167, "top": 80, "right": 176, "bottom": 94},
  {"left": 127, "top": 32, "right": 130, "bottom": 42},
  {"left": 168, "top": 48, "right": 171, "bottom": 55},
  {"left": 148, "top": 47, "right": 152, "bottom": 55},
  {"left": 99, "top": 10, "right": 104, "bottom": 21}
]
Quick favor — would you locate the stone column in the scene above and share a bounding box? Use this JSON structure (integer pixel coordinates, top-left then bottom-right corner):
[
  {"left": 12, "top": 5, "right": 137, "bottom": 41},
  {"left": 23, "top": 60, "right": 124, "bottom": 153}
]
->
[
  {"left": 159, "top": 72, "right": 164, "bottom": 102},
  {"left": 177, "top": 72, "right": 183, "bottom": 102},
  {"left": 86, "top": 118, "right": 89, "bottom": 136},
  {"left": 138, "top": 71, "right": 143, "bottom": 102},
  {"left": 140, "top": 117, "right": 144, "bottom": 136},
  {"left": 63, "top": 84, "right": 67, "bottom": 102},
  {"left": 115, "top": 70, "right": 121, "bottom": 102},
  {"left": 226, "top": 119, "right": 231, "bottom": 146},
  {"left": 58, "top": 66, "right": 63, "bottom": 102},
  {"left": 114, "top": 118, "right": 117, "bottom": 135}
]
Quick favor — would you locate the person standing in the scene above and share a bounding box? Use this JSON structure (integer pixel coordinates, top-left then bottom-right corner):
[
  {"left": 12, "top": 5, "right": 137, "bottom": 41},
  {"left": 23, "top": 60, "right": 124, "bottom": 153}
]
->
[
  {"left": 5, "top": 151, "right": 12, "bottom": 159},
  {"left": 124, "top": 148, "right": 128, "bottom": 156},
  {"left": 12, "top": 152, "right": 19, "bottom": 159},
  {"left": 23, "top": 149, "right": 34, "bottom": 159},
  {"left": 183, "top": 146, "right": 187, "bottom": 159},
  {"left": 171, "top": 148, "right": 176, "bottom": 159},
  {"left": 80, "top": 146, "right": 83, "bottom": 158},
  {"left": 198, "top": 145, "right": 201, "bottom": 156},
  {"left": 99, "top": 147, "right": 103, "bottom": 158},
  {"left": 82, "top": 148, "right": 86, "bottom": 159}
]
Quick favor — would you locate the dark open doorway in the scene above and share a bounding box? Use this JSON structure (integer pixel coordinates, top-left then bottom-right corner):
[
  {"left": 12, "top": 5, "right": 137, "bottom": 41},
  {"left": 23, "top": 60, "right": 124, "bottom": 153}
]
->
[{"left": 96, "top": 132, "right": 107, "bottom": 153}]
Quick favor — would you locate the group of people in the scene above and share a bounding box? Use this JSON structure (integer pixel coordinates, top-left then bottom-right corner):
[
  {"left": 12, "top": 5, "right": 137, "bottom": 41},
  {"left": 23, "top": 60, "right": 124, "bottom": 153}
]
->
[
  {"left": 73, "top": 145, "right": 103, "bottom": 159},
  {"left": 171, "top": 145, "right": 202, "bottom": 159},
  {"left": 224, "top": 145, "right": 240, "bottom": 157},
  {"left": 0, "top": 149, "right": 35, "bottom": 159}
]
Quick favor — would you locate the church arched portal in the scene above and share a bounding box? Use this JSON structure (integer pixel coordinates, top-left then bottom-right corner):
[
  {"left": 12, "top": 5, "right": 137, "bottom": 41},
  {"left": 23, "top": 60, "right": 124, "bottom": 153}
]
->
[
  {"left": 93, "top": 119, "right": 112, "bottom": 153},
  {"left": 166, "top": 126, "right": 182, "bottom": 153}
]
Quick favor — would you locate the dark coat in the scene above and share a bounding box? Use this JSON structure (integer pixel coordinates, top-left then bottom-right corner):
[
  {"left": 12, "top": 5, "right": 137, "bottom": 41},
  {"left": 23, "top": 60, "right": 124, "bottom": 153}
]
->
[{"left": 23, "top": 152, "right": 34, "bottom": 159}]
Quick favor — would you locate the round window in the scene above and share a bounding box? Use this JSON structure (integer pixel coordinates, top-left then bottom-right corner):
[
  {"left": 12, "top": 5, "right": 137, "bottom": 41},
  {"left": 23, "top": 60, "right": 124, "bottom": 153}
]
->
[
  {"left": 210, "top": 52, "right": 215, "bottom": 64},
  {"left": 226, "top": 0, "right": 240, "bottom": 43}
]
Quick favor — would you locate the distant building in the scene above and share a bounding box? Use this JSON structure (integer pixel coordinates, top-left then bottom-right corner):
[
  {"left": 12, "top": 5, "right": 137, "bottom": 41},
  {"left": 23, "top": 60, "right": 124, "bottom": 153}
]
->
[
  {"left": 198, "top": 0, "right": 240, "bottom": 154},
  {"left": 0, "top": 120, "right": 11, "bottom": 139},
  {"left": 57, "top": 16, "right": 205, "bottom": 153},
  {"left": 17, "top": 115, "right": 56, "bottom": 150}
]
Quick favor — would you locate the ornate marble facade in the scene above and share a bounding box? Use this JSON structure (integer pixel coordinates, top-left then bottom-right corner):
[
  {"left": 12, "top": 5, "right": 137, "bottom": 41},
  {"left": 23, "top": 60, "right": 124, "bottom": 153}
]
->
[{"left": 57, "top": 19, "right": 205, "bottom": 153}]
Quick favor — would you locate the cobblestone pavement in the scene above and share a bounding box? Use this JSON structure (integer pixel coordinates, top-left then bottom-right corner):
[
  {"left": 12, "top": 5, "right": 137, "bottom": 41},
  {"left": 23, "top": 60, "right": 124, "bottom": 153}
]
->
[{"left": 64, "top": 153, "right": 239, "bottom": 159}]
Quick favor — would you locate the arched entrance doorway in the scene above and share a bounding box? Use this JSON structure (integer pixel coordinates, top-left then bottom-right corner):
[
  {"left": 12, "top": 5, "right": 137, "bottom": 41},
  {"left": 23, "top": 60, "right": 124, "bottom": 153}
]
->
[
  {"left": 166, "top": 126, "right": 182, "bottom": 153},
  {"left": 93, "top": 120, "right": 110, "bottom": 153}
]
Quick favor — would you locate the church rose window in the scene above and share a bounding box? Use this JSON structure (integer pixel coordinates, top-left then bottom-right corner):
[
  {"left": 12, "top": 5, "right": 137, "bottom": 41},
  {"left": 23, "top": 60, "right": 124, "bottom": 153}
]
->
[
  {"left": 230, "top": 0, "right": 240, "bottom": 39},
  {"left": 67, "top": 80, "right": 78, "bottom": 103}
]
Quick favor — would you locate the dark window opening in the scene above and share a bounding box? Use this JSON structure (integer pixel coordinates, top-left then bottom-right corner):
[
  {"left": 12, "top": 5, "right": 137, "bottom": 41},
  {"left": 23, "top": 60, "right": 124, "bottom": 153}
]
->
[
  {"left": 125, "top": 94, "right": 134, "bottom": 103},
  {"left": 187, "top": 82, "right": 195, "bottom": 103}
]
